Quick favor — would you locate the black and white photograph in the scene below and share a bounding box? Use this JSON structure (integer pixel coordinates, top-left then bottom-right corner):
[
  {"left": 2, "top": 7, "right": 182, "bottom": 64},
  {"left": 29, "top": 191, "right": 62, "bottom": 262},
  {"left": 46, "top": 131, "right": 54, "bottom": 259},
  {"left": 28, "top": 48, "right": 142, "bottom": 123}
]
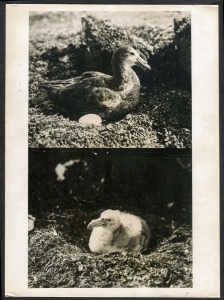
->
[
  {"left": 29, "top": 10, "right": 191, "bottom": 148},
  {"left": 28, "top": 149, "right": 192, "bottom": 288},
  {"left": 4, "top": 3, "right": 220, "bottom": 298}
]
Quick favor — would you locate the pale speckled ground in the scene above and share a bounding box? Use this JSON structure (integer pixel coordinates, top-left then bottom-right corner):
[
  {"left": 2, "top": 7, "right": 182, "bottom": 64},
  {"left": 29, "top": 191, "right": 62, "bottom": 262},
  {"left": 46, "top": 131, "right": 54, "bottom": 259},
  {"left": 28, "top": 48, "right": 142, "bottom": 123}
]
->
[{"left": 30, "top": 11, "right": 190, "bottom": 32}]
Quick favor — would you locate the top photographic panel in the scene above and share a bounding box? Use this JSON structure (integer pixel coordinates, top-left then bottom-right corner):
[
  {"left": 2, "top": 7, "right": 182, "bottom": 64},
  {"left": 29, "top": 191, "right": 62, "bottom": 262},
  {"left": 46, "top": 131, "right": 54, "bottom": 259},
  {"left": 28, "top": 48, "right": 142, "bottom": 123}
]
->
[{"left": 29, "top": 10, "right": 191, "bottom": 148}]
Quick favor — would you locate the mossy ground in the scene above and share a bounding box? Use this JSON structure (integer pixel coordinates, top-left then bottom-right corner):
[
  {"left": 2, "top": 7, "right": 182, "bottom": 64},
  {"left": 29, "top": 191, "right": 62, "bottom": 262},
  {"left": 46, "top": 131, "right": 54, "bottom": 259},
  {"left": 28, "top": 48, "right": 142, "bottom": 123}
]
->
[
  {"left": 29, "top": 11, "right": 191, "bottom": 148},
  {"left": 29, "top": 151, "right": 192, "bottom": 288},
  {"left": 29, "top": 211, "right": 192, "bottom": 288},
  {"left": 28, "top": 11, "right": 192, "bottom": 289}
]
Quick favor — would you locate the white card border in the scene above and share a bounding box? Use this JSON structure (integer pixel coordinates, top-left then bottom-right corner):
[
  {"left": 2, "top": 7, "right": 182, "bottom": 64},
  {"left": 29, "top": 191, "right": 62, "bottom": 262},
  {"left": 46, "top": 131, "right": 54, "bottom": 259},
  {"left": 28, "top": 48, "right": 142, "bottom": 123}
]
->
[{"left": 5, "top": 4, "right": 220, "bottom": 297}]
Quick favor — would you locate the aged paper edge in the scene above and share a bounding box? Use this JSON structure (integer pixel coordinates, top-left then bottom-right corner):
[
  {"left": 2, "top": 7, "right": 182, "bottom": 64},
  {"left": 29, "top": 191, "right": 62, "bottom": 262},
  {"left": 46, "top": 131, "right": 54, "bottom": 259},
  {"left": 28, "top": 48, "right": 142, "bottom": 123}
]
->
[{"left": 5, "top": 4, "right": 220, "bottom": 297}]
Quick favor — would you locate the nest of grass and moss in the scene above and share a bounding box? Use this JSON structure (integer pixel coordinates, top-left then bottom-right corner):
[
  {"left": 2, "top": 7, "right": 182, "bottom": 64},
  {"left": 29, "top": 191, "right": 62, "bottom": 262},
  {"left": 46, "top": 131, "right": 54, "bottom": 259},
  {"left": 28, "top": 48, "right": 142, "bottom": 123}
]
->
[
  {"left": 29, "top": 151, "right": 192, "bottom": 288},
  {"left": 29, "top": 210, "right": 192, "bottom": 288},
  {"left": 29, "top": 12, "right": 191, "bottom": 148}
]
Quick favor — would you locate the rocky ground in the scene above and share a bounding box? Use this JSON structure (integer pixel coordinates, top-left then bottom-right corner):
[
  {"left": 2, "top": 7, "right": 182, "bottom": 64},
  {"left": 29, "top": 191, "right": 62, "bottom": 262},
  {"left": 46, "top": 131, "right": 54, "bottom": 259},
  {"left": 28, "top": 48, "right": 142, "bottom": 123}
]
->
[{"left": 29, "top": 11, "right": 191, "bottom": 148}]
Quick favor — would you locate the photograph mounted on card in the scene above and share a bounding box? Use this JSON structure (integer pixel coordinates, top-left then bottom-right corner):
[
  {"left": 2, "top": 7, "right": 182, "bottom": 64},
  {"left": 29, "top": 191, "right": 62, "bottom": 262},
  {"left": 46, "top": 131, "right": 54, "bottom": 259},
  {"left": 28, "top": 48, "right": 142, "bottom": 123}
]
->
[{"left": 5, "top": 3, "right": 220, "bottom": 298}]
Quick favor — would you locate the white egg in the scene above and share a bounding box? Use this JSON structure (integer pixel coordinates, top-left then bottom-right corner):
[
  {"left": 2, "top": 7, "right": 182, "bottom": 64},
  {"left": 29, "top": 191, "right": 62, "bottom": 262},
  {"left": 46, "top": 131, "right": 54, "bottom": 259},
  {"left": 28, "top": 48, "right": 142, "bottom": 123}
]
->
[{"left": 78, "top": 114, "right": 102, "bottom": 125}]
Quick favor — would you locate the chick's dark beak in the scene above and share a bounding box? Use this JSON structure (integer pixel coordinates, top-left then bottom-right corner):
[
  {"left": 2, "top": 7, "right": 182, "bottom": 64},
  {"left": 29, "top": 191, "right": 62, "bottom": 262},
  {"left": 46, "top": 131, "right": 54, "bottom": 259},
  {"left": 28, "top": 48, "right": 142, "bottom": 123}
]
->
[{"left": 136, "top": 56, "right": 151, "bottom": 71}]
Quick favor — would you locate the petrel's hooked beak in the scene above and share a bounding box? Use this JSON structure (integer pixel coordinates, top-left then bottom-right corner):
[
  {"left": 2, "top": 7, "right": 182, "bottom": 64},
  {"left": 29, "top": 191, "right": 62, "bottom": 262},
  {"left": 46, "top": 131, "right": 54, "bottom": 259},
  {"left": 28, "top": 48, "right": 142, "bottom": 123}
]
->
[
  {"left": 87, "top": 218, "right": 105, "bottom": 230},
  {"left": 135, "top": 55, "right": 151, "bottom": 72}
]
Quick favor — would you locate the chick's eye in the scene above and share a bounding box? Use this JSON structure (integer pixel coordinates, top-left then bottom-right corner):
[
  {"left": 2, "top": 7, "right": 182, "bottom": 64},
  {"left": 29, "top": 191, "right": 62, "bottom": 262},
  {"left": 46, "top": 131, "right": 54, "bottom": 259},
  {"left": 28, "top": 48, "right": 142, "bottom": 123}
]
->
[{"left": 107, "top": 219, "right": 111, "bottom": 221}]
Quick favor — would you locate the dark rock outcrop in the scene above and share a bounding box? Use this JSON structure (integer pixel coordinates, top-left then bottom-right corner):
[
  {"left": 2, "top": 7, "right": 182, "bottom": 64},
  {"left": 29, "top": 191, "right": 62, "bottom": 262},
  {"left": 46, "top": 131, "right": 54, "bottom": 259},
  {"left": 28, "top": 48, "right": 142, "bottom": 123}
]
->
[
  {"left": 174, "top": 17, "right": 191, "bottom": 74},
  {"left": 81, "top": 15, "right": 191, "bottom": 89},
  {"left": 81, "top": 15, "right": 154, "bottom": 75}
]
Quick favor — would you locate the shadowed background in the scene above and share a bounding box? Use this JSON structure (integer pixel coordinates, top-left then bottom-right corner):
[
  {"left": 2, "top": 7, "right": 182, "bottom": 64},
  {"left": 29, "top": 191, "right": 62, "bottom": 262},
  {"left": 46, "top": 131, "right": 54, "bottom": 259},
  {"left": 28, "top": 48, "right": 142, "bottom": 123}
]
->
[
  {"left": 29, "top": 149, "right": 192, "bottom": 224},
  {"left": 28, "top": 149, "right": 192, "bottom": 288}
]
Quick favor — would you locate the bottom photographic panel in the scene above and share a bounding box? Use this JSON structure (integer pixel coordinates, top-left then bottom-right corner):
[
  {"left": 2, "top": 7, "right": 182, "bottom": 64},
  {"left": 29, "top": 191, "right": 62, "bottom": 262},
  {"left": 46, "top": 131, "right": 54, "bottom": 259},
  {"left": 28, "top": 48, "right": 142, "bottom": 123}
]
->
[{"left": 28, "top": 149, "right": 192, "bottom": 288}]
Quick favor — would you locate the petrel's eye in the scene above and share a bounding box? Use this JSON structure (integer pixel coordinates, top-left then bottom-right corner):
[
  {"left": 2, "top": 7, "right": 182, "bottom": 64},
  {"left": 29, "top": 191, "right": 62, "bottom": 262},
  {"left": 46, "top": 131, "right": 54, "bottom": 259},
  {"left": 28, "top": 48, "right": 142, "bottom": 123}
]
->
[
  {"left": 130, "top": 52, "right": 135, "bottom": 55},
  {"left": 107, "top": 219, "right": 111, "bottom": 221}
]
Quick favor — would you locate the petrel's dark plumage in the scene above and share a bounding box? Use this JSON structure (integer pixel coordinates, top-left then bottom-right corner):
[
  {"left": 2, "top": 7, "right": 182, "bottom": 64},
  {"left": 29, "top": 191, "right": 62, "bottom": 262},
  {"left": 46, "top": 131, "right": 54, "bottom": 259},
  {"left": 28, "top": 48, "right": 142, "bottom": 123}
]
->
[{"left": 40, "top": 46, "right": 151, "bottom": 121}]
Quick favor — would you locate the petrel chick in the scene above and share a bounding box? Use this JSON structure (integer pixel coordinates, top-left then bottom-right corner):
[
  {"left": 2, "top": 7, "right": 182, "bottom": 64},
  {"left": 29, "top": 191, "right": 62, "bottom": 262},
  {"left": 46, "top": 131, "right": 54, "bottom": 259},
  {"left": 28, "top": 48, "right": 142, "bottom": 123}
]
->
[{"left": 87, "top": 209, "right": 151, "bottom": 254}]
